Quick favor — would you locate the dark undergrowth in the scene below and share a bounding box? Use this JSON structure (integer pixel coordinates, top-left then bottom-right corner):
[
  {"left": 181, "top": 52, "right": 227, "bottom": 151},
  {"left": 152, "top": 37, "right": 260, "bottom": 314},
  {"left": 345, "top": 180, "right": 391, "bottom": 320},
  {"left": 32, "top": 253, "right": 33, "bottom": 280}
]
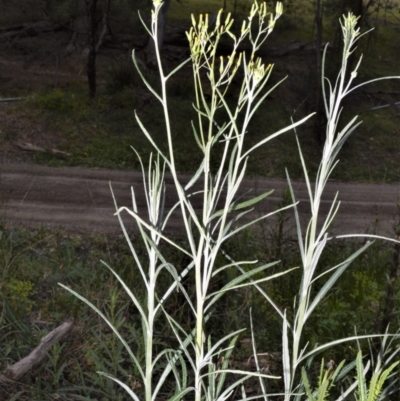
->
[{"left": 1, "top": 212, "right": 400, "bottom": 400}]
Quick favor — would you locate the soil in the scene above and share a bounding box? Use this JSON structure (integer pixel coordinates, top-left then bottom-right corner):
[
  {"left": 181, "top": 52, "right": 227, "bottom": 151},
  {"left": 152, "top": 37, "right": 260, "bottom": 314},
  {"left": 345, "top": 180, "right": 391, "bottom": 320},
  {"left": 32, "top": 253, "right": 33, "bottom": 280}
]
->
[
  {"left": 1, "top": 160, "right": 400, "bottom": 238},
  {"left": 0, "top": 25, "right": 399, "bottom": 238}
]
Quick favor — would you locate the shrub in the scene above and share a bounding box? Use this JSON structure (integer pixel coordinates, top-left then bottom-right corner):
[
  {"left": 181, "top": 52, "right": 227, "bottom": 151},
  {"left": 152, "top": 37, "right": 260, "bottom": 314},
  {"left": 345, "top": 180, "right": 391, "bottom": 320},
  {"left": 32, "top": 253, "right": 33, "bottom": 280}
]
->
[{"left": 61, "top": 1, "right": 400, "bottom": 400}]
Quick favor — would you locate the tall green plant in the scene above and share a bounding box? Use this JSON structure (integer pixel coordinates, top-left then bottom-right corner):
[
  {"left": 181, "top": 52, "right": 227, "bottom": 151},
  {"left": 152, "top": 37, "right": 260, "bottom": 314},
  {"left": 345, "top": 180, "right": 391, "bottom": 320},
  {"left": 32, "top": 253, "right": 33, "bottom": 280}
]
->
[
  {"left": 60, "top": 2, "right": 400, "bottom": 401},
  {"left": 279, "top": 13, "right": 400, "bottom": 401}
]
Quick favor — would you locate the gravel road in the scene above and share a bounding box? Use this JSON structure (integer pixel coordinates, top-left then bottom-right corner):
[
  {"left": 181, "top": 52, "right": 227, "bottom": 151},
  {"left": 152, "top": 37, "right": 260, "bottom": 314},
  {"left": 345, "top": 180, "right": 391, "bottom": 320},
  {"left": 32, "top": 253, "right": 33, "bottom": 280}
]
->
[{"left": 1, "top": 162, "right": 400, "bottom": 238}]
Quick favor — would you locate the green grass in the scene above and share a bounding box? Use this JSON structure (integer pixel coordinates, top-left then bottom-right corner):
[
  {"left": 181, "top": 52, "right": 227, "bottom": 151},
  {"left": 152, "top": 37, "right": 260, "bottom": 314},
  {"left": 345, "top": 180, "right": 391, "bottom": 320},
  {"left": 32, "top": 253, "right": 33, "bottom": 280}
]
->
[
  {"left": 1, "top": 214, "right": 399, "bottom": 399},
  {"left": 16, "top": 72, "right": 399, "bottom": 183},
  {"left": 0, "top": 224, "right": 150, "bottom": 400},
  {"left": 0, "top": 0, "right": 397, "bottom": 183}
]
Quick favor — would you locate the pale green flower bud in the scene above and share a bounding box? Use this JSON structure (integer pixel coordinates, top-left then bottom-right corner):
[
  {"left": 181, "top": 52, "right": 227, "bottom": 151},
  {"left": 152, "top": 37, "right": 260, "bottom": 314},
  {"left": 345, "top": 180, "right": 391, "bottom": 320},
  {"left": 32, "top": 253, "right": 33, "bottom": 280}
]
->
[
  {"left": 259, "top": 2, "right": 267, "bottom": 18},
  {"left": 275, "top": 2, "right": 283, "bottom": 18},
  {"left": 225, "top": 12, "right": 232, "bottom": 27},
  {"left": 249, "top": 1, "right": 258, "bottom": 19},
  {"left": 215, "top": 9, "right": 223, "bottom": 29},
  {"left": 241, "top": 20, "right": 247, "bottom": 35}
]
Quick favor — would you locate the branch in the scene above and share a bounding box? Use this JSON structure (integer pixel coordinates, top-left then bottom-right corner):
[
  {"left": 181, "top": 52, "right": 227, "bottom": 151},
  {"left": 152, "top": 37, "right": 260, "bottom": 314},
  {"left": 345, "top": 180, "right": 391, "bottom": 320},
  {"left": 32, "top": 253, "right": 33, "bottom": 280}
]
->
[
  {"left": 0, "top": 97, "right": 25, "bottom": 102},
  {"left": 15, "top": 142, "right": 71, "bottom": 158},
  {"left": 95, "top": 13, "right": 108, "bottom": 53},
  {"left": 0, "top": 320, "right": 73, "bottom": 383},
  {"left": 370, "top": 101, "right": 400, "bottom": 111},
  {"left": 0, "top": 21, "right": 65, "bottom": 41}
]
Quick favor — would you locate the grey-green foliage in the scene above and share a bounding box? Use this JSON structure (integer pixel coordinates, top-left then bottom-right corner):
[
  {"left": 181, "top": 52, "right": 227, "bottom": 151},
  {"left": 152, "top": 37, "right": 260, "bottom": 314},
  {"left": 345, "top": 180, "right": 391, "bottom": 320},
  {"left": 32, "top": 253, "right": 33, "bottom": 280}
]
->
[{"left": 59, "top": 1, "right": 400, "bottom": 401}]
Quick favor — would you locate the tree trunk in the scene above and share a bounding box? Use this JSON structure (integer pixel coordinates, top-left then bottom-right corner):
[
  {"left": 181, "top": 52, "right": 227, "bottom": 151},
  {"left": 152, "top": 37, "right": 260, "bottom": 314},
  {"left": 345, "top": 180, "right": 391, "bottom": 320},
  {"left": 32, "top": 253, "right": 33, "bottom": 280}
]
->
[
  {"left": 66, "top": 0, "right": 90, "bottom": 54},
  {"left": 86, "top": 0, "right": 98, "bottom": 98}
]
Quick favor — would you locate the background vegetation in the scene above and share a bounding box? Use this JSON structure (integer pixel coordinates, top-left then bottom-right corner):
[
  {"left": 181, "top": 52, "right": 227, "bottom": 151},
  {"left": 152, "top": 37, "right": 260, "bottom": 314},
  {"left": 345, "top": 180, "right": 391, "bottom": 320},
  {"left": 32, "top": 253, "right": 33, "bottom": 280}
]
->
[
  {"left": 0, "top": 0, "right": 399, "bottom": 181},
  {"left": 1, "top": 213, "right": 400, "bottom": 399}
]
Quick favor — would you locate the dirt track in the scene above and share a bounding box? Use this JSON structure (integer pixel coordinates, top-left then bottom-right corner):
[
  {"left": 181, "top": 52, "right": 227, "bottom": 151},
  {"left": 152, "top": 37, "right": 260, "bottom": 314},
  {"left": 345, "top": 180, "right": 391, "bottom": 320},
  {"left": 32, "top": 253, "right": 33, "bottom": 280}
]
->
[{"left": 1, "top": 161, "right": 400, "bottom": 238}]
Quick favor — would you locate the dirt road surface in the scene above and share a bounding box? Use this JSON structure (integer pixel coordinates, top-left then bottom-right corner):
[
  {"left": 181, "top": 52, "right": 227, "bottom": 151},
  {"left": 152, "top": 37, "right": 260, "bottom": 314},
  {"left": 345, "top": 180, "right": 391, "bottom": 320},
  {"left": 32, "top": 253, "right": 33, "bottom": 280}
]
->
[{"left": 1, "top": 161, "right": 400, "bottom": 239}]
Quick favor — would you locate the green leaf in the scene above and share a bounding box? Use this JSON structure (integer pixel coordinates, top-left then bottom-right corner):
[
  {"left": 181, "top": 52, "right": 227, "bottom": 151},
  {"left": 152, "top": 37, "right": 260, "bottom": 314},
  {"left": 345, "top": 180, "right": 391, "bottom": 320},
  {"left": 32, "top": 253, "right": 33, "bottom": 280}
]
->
[
  {"left": 305, "top": 240, "right": 373, "bottom": 321},
  {"left": 166, "top": 387, "right": 195, "bottom": 401},
  {"left": 356, "top": 351, "right": 367, "bottom": 401},
  {"left": 302, "top": 367, "right": 314, "bottom": 400},
  {"left": 58, "top": 283, "right": 145, "bottom": 382},
  {"left": 210, "top": 190, "right": 274, "bottom": 219}
]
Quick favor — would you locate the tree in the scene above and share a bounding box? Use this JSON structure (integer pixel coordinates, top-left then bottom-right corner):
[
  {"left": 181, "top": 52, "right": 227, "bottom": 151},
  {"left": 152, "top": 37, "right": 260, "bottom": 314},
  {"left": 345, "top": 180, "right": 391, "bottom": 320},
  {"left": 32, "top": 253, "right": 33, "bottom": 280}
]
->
[
  {"left": 81, "top": 0, "right": 110, "bottom": 97},
  {"left": 86, "top": 0, "right": 98, "bottom": 98}
]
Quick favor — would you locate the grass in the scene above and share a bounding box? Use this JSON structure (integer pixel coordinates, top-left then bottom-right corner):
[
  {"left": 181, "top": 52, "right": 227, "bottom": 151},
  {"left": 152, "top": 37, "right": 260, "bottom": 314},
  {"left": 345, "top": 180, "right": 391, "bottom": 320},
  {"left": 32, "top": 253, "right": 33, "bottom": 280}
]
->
[
  {"left": 0, "top": 215, "right": 399, "bottom": 399},
  {"left": 12, "top": 74, "right": 399, "bottom": 183},
  {"left": 0, "top": 224, "right": 151, "bottom": 400},
  {"left": 0, "top": 1, "right": 398, "bottom": 183},
  {"left": 2, "top": 1, "right": 397, "bottom": 182}
]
